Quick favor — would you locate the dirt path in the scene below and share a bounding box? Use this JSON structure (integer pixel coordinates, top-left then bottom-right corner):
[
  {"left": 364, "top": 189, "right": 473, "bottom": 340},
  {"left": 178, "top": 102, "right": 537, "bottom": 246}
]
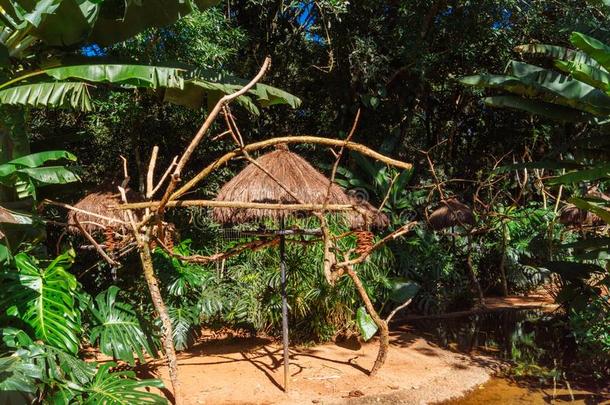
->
[{"left": 141, "top": 330, "right": 496, "bottom": 405}]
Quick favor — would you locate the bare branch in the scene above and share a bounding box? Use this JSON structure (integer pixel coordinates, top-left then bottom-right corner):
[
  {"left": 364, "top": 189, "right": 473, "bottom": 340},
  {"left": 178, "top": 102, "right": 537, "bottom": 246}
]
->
[
  {"left": 146, "top": 146, "right": 159, "bottom": 198},
  {"left": 149, "top": 156, "right": 178, "bottom": 199},
  {"left": 157, "top": 57, "right": 271, "bottom": 214},
  {"left": 43, "top": 199, "right": 129, "bottom": 226},
  {"left": 113, "top": 199, "right": 355, "bottom": 211},
  {"left": 156, "top": 236, "right": 280, "bottom": 264},
  {"left": 385, "top": 298, "right": 412, "bottom": 324},
  {"left": 172, "top": 136, "right": 413, "bottom": 200},
  {"left": 73, "top": 217, "right": 119, "bottom": 267},
  {"left": 333, "top": 221, "right": 418, "bottom": 269}
]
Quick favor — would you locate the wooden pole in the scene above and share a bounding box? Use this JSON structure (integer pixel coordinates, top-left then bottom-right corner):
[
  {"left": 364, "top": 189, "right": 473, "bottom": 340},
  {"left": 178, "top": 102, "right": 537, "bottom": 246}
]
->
[{"left": 280, "top": 216, "right": 289, "bottom": 391}]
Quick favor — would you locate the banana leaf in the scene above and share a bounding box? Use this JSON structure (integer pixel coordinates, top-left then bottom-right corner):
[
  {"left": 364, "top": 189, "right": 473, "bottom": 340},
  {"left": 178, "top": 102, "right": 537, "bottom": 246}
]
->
[
  {"left": 0, "top": 82, "right": 92, "bottom": 110},
  {"left": 570, "top": 197, "right": 610, "bottom": 224},
  {"left": 547, "top": 165, "right": 610, "bottom": 185},
  {"left": 40, "top": 64, "right": 185, "bottom": 89},
  {"left": 483, "top": 95, "right": 594, "bottom": 122},
  {"left": 514, "top": 43, "right": 604, "bottom": 70},
  {"left": 555, "top": 60, "right": 610, "bottom": 92},
  {"left": 571, "top": 32, "right": 610, "bottom": 72}
]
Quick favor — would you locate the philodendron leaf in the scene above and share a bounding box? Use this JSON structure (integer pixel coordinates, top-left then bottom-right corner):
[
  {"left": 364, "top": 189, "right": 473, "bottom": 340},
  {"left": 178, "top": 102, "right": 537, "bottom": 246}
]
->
[
  {"left": 356, "top": 306, "right": 378, "bottom": 341},
  {"left": 0, "top": 243, "right": 12, "bottom": 265}
]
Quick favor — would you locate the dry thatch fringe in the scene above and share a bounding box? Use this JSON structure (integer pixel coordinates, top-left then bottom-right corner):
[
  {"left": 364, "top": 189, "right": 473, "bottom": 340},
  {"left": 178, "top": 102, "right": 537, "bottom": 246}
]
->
[
  {"left": 559, "top": 189, "right": 609, "bottom": 227},
  {"left": 67, "top": 191, "right": 141, "bottom": 236},
  {"left": 213, "top": 146, "right": 354, "bottom": 224},
  {"left": 559, "top": 204, "right": 603, "bottom": 227},
  {"left": 347, "top": 194, "right": 390, "bottom": 230},
  {"left": 428, "top": 198, "right": 475, "bottom": 230},
  {"left": 0, "top": 205, "right": 23, "bottom": 224}
]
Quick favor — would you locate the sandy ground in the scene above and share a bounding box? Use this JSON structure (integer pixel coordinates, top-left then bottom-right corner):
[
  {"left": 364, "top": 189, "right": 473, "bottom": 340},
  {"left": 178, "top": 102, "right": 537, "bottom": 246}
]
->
[{"left": 139, "top": 329, "right": 496, "bottom": 405}]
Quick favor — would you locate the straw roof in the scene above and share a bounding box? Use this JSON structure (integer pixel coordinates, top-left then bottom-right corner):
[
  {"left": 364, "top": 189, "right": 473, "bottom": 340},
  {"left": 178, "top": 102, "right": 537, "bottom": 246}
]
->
[
  {"left": 0, "top": 205, "right": 32, "bottom": 239},
  {"left": 68, "top": 190, "right": 140, "bottom": 236},
  {"left": 559, "top": 189, "right": 608, "bottom": 227},
  {"left": 213, "top": 145, "right": 385, "bottom": 229},
  {"left": 347, "top": 194, "right": 390, "bottom": 230},
  {"left": 0, "top": 205, "right": 28, "bottom": 225},
  {"left": 428, "top": 198, "right": 475, "bottom": 230}
]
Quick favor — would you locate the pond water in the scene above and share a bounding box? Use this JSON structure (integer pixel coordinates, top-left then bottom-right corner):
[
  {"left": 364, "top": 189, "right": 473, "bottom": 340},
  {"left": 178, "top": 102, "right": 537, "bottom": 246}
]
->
[
  {"left": 444, "top": 377, "right": 606, "bottom": 404},
  {"left": 405, "top": 308, "right": 609, "bottom": 404}
]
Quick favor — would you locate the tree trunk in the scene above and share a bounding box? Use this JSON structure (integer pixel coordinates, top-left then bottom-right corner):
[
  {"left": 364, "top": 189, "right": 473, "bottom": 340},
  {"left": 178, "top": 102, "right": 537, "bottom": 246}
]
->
[
  {"left": 138, "top": 240, "right": 183, "bottom": 405},
  {"left": 499, "top": 221, "right": 508, "bottom": 297},
  {"left": 346, "top": 266, "right": 389, "bottom": 376},
  {"left": 466, "top": 237, "right": 485, "bottom": 306}
]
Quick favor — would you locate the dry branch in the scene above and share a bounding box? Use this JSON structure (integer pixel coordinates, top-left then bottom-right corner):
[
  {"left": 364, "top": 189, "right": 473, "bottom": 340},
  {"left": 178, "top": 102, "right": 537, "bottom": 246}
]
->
[
  {"left": 156, "top": 236, "right": 280, "bottom": 264},
  {"left": 172, "top": 136, "right": 413, "bottom": 200},
  {"left": 333, "top": 221, "right": 418, "bottom": 269},
  {"left": 113, "top": 200, "right": 355, "bottom": 211},
  {"left": 73, "top": 218, "right": 119, "bottom": 267},
  {"left": 157, "top": 57, "right": 271, "bottom": 213}
]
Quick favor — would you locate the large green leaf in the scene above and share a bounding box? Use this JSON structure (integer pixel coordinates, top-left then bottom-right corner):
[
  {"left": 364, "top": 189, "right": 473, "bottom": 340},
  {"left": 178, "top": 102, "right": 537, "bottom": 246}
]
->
[
  {"left": 0, "top": 150, "right": 79, "bottom": 199},
  {"left": 0, "top": 81, "right": 92, "bottom": 110},
  {"left": 462, "top": 63, "right": 610, "bottom": 116},
  {"left": 0, "top": 243, "right": 12, "bottom": 265},
  {"left": 483, "top": 95, "right": 594, "bottom": 122},
  {"left": 7, "top": 150, "right": 76, "bottom": 168},
  {"left": 547, "top": 165, "right": 610, "bottom": 185},
  {"left": 4, "top": 0, "right": 218, "bottom": 48},
  {"left": 570, "top": 197, "right": 610, "bottom": 224},
  {"left": 555, "top": 60, "right": 610, "bottom": 92},
  {"left": 571, "top": 32, "right": 610, "bottom": 72},
  {"left": 510, "top": 61, "right": 610, "bottom": 115},
  {"left": 1, "top": 251, "right": 82, "bottom": 354},
  {"left": 163, "top": 69, "right": 301, "bottom": 115},
  {"left": 88, "top": 0, "right": 219, "bottom": 47},
  {"left": 0, "top": 354, "right": 39, "bottom": 403},
  {"left": 81, "top": 363, "right": 167, "bottom": 405},
  {"left": 356, "top": 306, "right": 378, "bottom": 341},
  {"left": 42, "top": 64, "right": 185, "bottom": 89},
  {"left": 89, "top": 286, "right": 157, "bottom": 365},
  {"left": 514, "top": 43, "right": 604, "bottom": 70}
]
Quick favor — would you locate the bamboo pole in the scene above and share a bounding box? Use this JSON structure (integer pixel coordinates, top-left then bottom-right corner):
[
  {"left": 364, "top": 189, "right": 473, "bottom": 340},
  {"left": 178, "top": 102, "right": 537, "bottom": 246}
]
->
[{"left": 280, "top": 217, "right": 289, "bottom": 391}]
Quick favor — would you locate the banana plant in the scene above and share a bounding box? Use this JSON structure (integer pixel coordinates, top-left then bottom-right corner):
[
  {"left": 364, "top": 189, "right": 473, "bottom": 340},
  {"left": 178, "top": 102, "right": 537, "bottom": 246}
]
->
[
  {"left": 0, "top": 150, "right": 79, "bottom": 199},
  {"left": 461, "top": 25, "right": 610, "bottom": 310},
  {"left": 0, "top": 0, "right": 301, "bottom": 164}
]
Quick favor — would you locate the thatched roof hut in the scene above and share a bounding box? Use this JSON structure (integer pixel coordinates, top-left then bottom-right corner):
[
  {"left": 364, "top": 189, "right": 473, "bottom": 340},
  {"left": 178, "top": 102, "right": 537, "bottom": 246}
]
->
[
  {"left": 428, "top": 198, "right": 475, "bottom": 230},
  {"left": 68, "top": 190, "right": 140, "bottom": 236},
  {"left": 0, "top": 205, "right": 32, "bottom": 239},
  {"left": 559, "top": 189, "right": 608, "bottom": 227},
  {"left": 348, "top": 194, "right": 390, "bottom": 230},
  {"left": 213, "top": 145, "right": 385, "bottom": 229},
  {"left": 559, "top": 204, "right": 604, "bottom": 227}
]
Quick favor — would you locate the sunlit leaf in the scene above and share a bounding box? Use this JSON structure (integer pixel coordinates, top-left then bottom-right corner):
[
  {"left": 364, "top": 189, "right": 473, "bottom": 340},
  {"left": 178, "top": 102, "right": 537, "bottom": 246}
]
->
[{"left": 356, "top": 306, "right": 378, "bottom": 341}]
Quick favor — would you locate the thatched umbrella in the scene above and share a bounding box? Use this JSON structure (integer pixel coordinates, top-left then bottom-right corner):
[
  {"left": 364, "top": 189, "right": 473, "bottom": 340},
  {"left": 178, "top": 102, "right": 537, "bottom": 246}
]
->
[
  {"left": 427, "top": 198, "right": 484, "bottom": 305},
  {"left": 0, "top": 205, "right": 32, "bottom": 240},
  {"left": 559, "top": 189, "right": 608, "bottom": 228},
  {"left": 428, "top": 198, "right": 475, "bottom": 230},
  {"left": 213, "top": 144, "right": 377, "bottom": 390},
  {"left": 347, "top": 193, "right": 390, "bottom": 230},
  {"left": 67, "top": 191, "right": 138, "bottom": 236}
]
